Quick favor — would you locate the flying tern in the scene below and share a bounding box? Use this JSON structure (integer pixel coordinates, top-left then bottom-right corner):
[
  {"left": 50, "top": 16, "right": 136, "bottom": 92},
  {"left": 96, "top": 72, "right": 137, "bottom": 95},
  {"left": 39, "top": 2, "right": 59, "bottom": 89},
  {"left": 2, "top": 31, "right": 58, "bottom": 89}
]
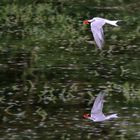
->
[
  {"left": 83, "top": 91, "right": 118, "bottom": 122},
  {"left": 83, "top": 17, "right": 119, "bottom": 49}
]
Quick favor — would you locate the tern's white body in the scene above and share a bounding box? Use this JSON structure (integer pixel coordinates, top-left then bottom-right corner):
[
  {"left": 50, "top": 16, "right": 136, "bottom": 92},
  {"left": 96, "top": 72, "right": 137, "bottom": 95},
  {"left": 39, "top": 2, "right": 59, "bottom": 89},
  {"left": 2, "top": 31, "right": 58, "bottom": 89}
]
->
[
  {"left": 84, "top": 91, "right": 118, "bottom": 122},
  {"left": 84, "top": 17, "right": 119, "bottom": 49}
]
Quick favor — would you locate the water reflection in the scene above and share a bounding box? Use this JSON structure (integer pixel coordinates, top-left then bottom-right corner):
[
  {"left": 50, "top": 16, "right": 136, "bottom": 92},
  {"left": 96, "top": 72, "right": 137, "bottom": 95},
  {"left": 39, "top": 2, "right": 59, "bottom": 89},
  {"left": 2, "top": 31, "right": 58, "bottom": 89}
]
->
[
  {"left": 0, "top": 102, "right": 139, "bottom": 140},
  {"left": 0, "top": 47, "right": 140, "bottom": 139}
]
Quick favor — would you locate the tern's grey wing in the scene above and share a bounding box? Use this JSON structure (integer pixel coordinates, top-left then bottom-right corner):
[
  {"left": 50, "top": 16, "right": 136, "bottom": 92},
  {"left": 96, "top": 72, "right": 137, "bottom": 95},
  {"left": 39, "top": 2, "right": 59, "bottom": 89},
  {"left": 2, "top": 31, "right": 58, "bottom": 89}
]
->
[
  {"left": 92, "top": 28, "right": 104, "bottom": 49},
  {"left": 91, "top": 20, "right": 105, "bottom": 49},
  {"left": 91, "top": 91, "right": 105, "bottom": 115}
]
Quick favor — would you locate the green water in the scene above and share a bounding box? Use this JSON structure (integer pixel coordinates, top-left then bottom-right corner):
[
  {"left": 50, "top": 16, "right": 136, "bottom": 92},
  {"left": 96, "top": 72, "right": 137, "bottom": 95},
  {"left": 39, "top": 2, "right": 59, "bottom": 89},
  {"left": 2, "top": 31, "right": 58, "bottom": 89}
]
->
[{"left": 0, "top": 0, "right": 140, "bottom": 140}]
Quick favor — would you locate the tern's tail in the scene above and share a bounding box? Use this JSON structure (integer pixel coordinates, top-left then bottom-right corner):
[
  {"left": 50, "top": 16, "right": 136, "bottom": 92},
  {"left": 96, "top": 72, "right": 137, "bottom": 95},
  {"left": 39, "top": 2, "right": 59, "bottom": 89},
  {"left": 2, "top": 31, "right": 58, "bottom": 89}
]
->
[
  {"left": 106, "top": 20, "right": 119, "bottom": 26},
  {"left": 106, "top": 114, "right": 118, "bottom": 120}
]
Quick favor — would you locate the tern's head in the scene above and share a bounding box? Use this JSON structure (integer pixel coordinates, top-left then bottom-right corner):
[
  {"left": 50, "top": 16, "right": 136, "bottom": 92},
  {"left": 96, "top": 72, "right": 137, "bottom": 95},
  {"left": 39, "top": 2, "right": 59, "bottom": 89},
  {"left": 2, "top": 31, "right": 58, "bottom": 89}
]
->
[{"left": 83, "top": 113, "right": 90, "bottom": 119}]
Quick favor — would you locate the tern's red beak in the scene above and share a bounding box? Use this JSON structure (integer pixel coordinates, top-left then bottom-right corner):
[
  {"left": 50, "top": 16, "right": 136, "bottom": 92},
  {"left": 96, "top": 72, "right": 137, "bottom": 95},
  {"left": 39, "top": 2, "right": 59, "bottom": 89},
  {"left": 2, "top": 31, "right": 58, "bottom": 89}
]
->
[{"left": 83, "top": 20, "right": 89, "bottom": 25}]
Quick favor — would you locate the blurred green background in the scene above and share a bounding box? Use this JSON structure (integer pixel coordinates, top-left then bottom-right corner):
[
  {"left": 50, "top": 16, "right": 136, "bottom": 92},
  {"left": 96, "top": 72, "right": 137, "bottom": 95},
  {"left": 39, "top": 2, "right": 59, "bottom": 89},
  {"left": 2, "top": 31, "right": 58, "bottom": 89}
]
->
[{"left": 0, "top": 0, "right": 140, "bottom": 140}]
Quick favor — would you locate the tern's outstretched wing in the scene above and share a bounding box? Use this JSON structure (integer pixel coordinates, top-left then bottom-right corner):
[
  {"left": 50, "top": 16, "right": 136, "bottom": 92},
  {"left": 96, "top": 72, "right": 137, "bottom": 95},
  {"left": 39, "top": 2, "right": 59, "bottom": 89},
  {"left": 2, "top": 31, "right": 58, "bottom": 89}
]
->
[
  {"left": 91, "top": 91, "right": 106, "bottom": 119},
  {"left": 91, "top": 19, "right": 105, "bottom": 49}
]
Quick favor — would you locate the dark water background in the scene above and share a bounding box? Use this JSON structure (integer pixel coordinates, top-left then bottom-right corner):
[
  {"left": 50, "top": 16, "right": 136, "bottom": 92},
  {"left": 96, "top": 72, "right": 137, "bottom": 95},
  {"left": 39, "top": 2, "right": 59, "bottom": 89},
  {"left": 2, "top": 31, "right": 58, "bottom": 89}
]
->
[{"left": 0, "top": 0, "right": 140, "bottom": 140}]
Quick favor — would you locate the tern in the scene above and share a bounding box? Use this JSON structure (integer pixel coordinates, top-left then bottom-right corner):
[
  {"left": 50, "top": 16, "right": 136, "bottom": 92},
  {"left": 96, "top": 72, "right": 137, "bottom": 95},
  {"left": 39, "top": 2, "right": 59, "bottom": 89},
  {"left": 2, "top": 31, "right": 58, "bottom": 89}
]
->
[
  {"left": 83, "top": 91, "right": 118, "bottom": 122},
  {"left": 83, "top": 17, "right": 120, "bottom": 49}
]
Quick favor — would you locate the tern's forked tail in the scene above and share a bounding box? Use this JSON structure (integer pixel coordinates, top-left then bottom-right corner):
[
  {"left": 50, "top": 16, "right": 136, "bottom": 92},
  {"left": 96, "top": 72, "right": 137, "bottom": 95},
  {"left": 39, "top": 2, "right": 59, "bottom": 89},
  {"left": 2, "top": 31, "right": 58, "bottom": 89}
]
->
[
  {"left": 106, "top": 114, "right": 118, "bottom": 120},
  {"left": 106, "top": 20, "right": 119, "bottom": 26}
]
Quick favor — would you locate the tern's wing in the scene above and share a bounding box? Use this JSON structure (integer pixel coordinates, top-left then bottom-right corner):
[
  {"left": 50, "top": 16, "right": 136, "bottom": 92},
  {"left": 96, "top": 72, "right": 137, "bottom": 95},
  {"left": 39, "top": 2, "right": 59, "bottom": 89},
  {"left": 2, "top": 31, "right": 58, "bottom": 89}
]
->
[
  {"left": 91, "top": 20, "right": 105, "bottom": 49},
  {"left": 91, "top": 91, "right": 105, "bottom": 118}
]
